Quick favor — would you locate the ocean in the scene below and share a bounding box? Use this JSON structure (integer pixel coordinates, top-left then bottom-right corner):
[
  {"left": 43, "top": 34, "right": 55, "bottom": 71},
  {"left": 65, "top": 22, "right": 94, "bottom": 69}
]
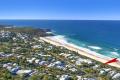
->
[{"left": 0, "top": 20, "right": 120, "bottom": 58}]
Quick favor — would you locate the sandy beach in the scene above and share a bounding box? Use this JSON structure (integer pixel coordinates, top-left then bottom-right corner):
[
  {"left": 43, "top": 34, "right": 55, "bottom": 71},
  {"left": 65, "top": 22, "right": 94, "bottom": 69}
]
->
[{"left": 40, "top": 36, "right": 120, "bottom": 68}]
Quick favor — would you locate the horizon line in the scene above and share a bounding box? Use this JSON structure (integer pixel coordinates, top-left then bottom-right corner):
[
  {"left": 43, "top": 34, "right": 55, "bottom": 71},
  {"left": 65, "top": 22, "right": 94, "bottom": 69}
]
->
[{"left": 0, "top": 19, "right": 120, "bottom": 21}]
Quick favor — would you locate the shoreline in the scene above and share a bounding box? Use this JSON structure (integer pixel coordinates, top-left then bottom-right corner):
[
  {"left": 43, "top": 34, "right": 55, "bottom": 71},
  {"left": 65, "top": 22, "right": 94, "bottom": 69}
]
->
[{"left": 40, "top": 36, "right": 120, "bottom": 68}]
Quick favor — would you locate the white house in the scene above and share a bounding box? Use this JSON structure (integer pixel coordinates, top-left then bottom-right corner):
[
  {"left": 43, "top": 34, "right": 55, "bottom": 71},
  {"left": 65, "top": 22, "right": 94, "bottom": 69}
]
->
[
  {"left": 69, "top": 68, "right": 77, "bottom": 72},
  {"left": 16, "top": 70, "right": 33, "bottom": 75},
  {"left": 60, "top": 75, "right": 70, "bottom": 80},
  {"left": 112, "top": 73, "right": 120, "bottom": 80},
  {"left": 32, "top": 45, "right": 42, "bottom": 49},
  {"left": 27, "top": 58, "right": 36, "bottom": 63}
]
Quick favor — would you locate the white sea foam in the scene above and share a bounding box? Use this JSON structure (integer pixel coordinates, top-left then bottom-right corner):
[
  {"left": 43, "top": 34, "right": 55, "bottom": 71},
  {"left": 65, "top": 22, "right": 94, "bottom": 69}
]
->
[
  {"left": 47, "top": 35, "right": 68, "bottom": 45},
  {"left": 46, "top": 32, "right": 53, "bottom": 34},
  {"left": 88, "top": 46, "right": 102, "bottom": 50},
  {"left": 46, "top": 35, "right": 112, "bottom": 59},
  {"left": 111, "top": 52, "right": 120, "bottom": 57}
]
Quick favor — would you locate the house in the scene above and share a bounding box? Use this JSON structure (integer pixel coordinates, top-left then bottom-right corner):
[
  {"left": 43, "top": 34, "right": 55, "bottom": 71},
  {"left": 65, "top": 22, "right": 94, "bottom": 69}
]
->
[
  {"left": 16, "top": 55, "right": 23, "bottom": 58},
  {"left": 103, "top": 68, "right": 111, "bottom": 72},
  {"left": 77, "top": 76, "right": 82, "bottom": 80},
  {"left": 7, "top": 66, "right": 13, "bottom": 71},
  {"left": 35, "top": 59, "right": 40, "bottom": 64},
  {"left": 65, "top": 64, "right": 74, "bottom": 68},
  {"left": 60, "top": 75, "right": 71, "bottom": 80},
  {"left": 38, "top": 39, "right": 45, "bottom": 43},
  {"left": 92, "top": 65, "right": 99, "bottom": 69},
  {"left": 112, "top": 73, "right": 120, "bottom": 80},
  {"left": 11, "top": 67, "right": 21, "bottom": 74},
  {"left": 59, "top": 53, "right": 71, "bottom": 58},
  {"left": 47, "top": 63, "right": 55, "bottom": 67},
  {"left": 75, "top": 58, "right": 93, "bottom": 66},
  {"left": 39, "top": 54, "right": 51, "bottom": 57},
  {"left": 13, "top": 63, "right": 17, "bottom": 66},
  {"left": 83, "top": 78, "right": 96, "bottom": 80},
  {"left": 27, "top": 58, "right": 36, "bottom": 63},
  {"left": 47, "top": 57, "right": 53, "bottom": 62},
  {"left": 46, "top": 46, "right": 53, "bottom": 50},
  {"left": 54, "top": 61, "right": 65, "bottom": 68},
  {"left": 56, "top": 65, "right": 65, "bottom": 70},
  {"left": 0, "top": 52, "right": 13, "bottom": 57},
  {"left": 47, "top": 61, "right": 65, "bottom": 69},
  {"left": 0, "top": 52, "right": 4, "bottom": 57},
  {"left": 108, "top": 70, "right": 117, "bottom": 77},
  {"left": 77, "top": 76, "right": 96, "bottom": 80},
  {"left": 16, "top": 70, "right": 33, "bottom": 75},
  {"left": 99, "top": 68, "right": 112, "bottom": 75},
  {"left": 3, "top": 63, "right": 12, "bottom": 68},
  {"left": 69, "top": 68, "right": 77, "bottom": 72},
  {"left": 32, "top": 45, "right": 42, "bottom": 49},
  {"left": 99, "top": 70, "right": 106, "bottom": 75},
  {"left": 12, "top": 37, "right": 17, "bottom": 41},
  {"left": 37, "top": 52, "right": 44, "bottom": 56},
  {"left": 39, "top": 61, "right": 48, "bottom": 66}
]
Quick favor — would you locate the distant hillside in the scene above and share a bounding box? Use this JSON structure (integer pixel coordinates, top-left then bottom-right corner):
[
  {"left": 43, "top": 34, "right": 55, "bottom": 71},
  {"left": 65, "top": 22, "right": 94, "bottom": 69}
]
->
[{"left": 0, "top": 25, "right": 54, "bottom": 37}]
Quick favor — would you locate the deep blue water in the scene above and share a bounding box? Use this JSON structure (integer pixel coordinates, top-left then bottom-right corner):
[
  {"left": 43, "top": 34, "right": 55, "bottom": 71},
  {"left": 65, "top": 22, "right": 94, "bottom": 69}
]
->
[{"left": 0, "top": 20, "right": 120, "bottom": 58}]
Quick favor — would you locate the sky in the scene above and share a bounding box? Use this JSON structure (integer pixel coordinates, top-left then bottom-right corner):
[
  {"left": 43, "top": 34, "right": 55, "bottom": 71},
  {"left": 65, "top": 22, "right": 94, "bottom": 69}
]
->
[{"left": 0, "top": 0, "right": 120, "bottom": 20}]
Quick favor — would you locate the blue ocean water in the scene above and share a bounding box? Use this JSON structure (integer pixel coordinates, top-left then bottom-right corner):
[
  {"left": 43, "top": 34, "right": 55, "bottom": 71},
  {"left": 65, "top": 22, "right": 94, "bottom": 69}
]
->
[{"left": 0, "top": 20, "right": 120, "bottom": 58}]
